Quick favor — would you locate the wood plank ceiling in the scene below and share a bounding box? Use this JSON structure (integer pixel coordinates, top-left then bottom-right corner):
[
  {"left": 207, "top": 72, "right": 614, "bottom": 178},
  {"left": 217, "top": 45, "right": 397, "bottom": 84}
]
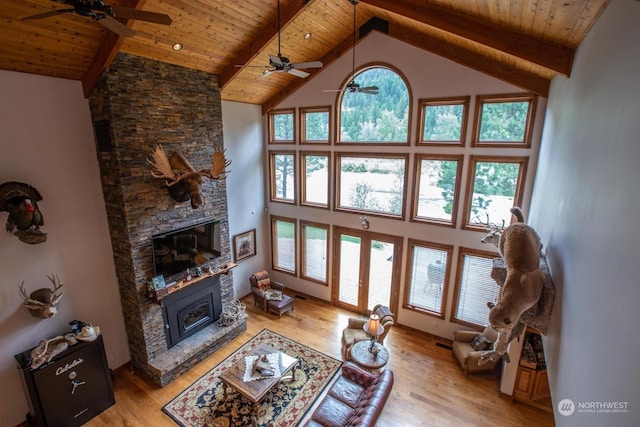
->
[{"left": 0, "top": 0, "right": 610, "bottom": 112}]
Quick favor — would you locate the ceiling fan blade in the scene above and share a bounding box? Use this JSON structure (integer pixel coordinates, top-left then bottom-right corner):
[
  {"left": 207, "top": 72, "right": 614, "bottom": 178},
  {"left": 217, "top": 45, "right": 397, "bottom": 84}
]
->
[
  {"left": 23, "top": 8, "right": 74, "bottom": 20},
  {"left": 359, "top": 86, "right": 379, "bottom": 94},
  {"left": 97, "top": 16, "right": 136, "bottom": 37},
  {"left": 269, "top": 54, "right": 283, "bottom": 66},
  {"left": 111, "top": 6, "right": 172, "bottom": 25},
  {"left": 291, "top": 61, "right": 323, "bottom": 69},
  {"left": 288, "top": 68, "right": 310, "bottom": 78}
]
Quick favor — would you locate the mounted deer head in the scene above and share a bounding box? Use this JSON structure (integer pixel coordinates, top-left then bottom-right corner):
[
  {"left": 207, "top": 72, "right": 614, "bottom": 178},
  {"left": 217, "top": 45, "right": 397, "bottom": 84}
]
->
[
  {"left": 479, "top": 214, "right": 506, "bottom": 248},
  {"left": 18, "top": 274, "right": 64, "bottom": 319},
  {"left": 147, "top": 144, "right": 231, "bottom": 209}
]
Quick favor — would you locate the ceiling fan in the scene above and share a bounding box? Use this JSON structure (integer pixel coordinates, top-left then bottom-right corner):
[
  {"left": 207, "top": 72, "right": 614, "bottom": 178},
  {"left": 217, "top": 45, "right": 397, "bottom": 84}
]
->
[
  {"left": 23, "top": 0, "right": 172, "bottom": 38},
  {"left": 261, "top": 0, "right": 323, "bottom": 78},
  {"left": 325, "top": 0, "right": 378, "bottom": 95}
]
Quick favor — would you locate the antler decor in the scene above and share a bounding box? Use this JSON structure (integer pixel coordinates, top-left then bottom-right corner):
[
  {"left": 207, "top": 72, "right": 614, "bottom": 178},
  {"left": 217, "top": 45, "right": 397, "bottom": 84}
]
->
[
  {"left": 147, "top": 144, "right": 231, "bottom": 209},
  {"left": 18, "top": 274, "right": 64, "bottom": 319}
]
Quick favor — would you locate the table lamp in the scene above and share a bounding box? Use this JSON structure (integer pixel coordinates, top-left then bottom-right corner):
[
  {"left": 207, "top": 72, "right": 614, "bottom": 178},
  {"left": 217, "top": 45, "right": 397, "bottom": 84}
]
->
[{"left": 363, "top": 314, "right": 384, "bottom": 355}]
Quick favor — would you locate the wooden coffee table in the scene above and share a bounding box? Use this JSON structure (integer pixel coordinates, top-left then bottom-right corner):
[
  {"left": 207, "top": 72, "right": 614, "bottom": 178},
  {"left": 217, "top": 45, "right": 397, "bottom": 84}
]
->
[
  {"left": 350, "top": 341, "right": 389, "bottom": 372},
  {"left": 219, "top": 343, "right": 298, "bottom": 425}
]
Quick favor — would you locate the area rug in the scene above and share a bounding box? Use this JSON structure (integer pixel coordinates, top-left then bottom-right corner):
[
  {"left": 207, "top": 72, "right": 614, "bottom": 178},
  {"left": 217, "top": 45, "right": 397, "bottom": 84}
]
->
[{"left": 162, "top": 329, "right": 342, "bottom": 427}]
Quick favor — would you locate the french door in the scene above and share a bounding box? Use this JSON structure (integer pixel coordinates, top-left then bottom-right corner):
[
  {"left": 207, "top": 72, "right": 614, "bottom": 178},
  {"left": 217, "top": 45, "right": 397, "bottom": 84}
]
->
[{"left": 332, "top": 226, "right": 402, "bottom": 314}]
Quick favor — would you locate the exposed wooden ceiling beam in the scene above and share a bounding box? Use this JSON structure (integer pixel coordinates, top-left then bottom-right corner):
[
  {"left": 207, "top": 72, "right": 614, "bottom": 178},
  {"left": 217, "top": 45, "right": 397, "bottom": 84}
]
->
[
  {"left": 82, "top": 0, "right": 146, "bottom": 97},
  {"left": 263, "top": 16, "right": 550, "bottom": 113},
  {"left": 219, "top": 0, "right": 318, "bottom": 90},
  {"left": 360, "top": 0, "right": 574, "bottom": 77},
  {"left": 387, "top": 23, "right": 550, "bottom": 97}
]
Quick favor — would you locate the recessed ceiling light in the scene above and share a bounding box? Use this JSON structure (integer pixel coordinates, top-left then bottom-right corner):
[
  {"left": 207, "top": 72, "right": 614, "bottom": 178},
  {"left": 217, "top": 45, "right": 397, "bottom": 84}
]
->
[
  {"left": 172, "top": 42, "right": 183, "bottom": 51},
  {"left": 304, "top": 32, "right": 312, "bottom": 40}
]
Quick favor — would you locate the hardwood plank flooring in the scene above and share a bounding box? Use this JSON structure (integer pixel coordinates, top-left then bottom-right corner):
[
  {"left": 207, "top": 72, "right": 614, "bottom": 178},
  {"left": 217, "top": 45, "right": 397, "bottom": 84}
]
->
[{"left": 85, "top": 294, "right": 555, "bottom": 426}]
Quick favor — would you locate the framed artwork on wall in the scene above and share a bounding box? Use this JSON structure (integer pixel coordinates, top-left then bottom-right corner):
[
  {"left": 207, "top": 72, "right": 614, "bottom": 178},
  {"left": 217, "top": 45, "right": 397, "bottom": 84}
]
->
[{"left": 233, "top": 229, "right": 257, "bottom": 263}]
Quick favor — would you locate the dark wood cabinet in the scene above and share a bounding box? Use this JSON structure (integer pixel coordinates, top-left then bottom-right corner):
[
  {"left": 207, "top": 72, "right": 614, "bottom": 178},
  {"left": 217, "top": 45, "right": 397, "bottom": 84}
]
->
[{"left": 15, "top": 334, "right": 115, "bottom": 427}]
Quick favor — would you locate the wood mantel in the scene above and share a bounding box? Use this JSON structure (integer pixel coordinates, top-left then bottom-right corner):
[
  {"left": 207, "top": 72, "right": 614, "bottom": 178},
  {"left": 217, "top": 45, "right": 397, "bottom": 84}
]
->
[{"left": 149, "top": 262, "right": 237, "bottom": 304}]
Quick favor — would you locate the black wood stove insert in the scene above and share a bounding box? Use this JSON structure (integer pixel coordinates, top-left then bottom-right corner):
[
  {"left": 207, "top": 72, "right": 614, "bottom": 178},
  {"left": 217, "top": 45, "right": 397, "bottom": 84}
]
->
[{"left": 162, "top": 275, "right": 222, "bottom": 348}]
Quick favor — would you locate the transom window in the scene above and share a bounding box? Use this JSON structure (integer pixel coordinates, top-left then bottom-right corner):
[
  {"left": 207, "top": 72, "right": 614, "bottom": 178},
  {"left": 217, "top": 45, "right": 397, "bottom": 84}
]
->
[
  {"left": 338, "top": 66, "right": 410, "bottom": 144},
  {"left": 300, "top": 106, "right": 330, "bottom": 144},
  {"left": 269, "top": 108, "right": 295, "bottom": 144},
  {"left": 418, "top": 96, "right": 469, "bottom": 145},
  {"left": 472, "top": 93, "right": 537, "bottom": 147}
]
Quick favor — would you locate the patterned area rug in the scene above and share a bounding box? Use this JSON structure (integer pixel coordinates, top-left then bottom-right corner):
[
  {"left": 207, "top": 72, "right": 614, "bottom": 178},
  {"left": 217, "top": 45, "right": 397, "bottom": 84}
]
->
[{"left": 163, "top": 329, "right": 342, "bottom": 427}]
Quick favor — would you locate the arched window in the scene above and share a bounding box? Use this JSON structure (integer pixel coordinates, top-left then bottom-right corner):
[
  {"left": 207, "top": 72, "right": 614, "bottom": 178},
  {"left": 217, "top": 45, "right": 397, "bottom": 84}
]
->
[{"left": 338, "top": 65, "right": 410, "bottom": 143}]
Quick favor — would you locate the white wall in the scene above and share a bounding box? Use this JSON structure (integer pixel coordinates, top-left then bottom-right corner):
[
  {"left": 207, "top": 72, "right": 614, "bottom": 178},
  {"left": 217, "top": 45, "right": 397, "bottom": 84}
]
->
[
  {"left": 222, "top": 101, "right": 268, "bottom": 297},
  {"left": 0, "top": 71, "right": 129, "bottom": 427},
  {"left": 269, "top": 31, "right": 546, "bottom": 340},
  {"left": 530, "top": 1, "right": 640, "bottom": 425}
]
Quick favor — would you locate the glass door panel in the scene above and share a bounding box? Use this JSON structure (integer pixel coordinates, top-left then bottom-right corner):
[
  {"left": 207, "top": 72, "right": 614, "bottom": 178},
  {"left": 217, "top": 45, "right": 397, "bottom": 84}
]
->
[
  {"left": 333, "top": 227, "right": 401, "bottom": 314},
  {"left": 337, "top": 234, "right": 361, "bottom": 307},
  {"left": 367, "top": 240, "right": 393, "bottom": 311}
]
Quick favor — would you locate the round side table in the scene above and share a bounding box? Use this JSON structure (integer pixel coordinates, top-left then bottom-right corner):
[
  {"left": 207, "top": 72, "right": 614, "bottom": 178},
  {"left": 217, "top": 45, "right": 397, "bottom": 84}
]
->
[{"left": 350, "top": 341, "right": 389, "bottom": 372}]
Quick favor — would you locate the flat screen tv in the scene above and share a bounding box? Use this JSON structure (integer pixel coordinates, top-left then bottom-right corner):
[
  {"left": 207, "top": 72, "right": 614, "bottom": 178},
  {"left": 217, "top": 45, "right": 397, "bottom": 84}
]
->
[{"left": 152, "top": 219, "right": 222, "bottom": 283}]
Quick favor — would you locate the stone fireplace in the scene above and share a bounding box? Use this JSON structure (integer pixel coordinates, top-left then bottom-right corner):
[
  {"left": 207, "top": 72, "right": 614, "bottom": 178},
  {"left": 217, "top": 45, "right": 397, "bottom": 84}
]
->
[{"left": 88, "top": 53, "right": 246, "bottom": 387}]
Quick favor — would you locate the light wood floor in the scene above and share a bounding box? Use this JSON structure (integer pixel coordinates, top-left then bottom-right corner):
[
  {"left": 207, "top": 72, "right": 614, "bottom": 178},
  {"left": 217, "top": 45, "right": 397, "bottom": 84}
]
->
[{"left": 86, "top": 294, "right": 555, "bottom": 427}]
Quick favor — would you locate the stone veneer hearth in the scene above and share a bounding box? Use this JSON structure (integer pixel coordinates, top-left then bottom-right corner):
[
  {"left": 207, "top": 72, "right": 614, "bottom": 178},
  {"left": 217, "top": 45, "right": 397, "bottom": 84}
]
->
[{"left": 88, "top": 53, "right": 246, "bottom": 387}]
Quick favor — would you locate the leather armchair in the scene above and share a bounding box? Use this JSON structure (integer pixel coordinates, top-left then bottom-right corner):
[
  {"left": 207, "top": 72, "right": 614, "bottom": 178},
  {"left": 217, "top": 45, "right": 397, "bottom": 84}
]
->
[
  {"left": 341, "top": 304, "right": 394, "bottom": 360},
  {"left": 249, "top": 271, "right": 294, "bottom": 318},
  {"left": 452, "top": 325, "right": 500, "bottom": 374}
]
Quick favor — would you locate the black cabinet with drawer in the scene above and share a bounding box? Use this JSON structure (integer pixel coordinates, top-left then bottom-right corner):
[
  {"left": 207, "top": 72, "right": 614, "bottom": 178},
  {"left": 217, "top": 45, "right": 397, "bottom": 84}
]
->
[{"left": 15, "top": 334, "right": 115, "bottom": 427}]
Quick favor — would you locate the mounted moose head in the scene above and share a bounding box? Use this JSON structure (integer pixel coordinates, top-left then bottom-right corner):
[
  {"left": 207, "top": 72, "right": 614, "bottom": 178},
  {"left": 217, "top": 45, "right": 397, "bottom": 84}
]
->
[
  {"left": 18, "top": 274, "right": 64, "bottom": 319},
  {"left": 147, "top": 144, "right": 231, "bottom": 209}
]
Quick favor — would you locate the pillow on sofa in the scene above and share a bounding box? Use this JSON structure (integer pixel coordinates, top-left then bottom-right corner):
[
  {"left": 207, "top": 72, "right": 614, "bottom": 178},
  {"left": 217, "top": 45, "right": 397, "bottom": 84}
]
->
[{"left": 470, "top": 334, "right": 492, "bottom": 351}]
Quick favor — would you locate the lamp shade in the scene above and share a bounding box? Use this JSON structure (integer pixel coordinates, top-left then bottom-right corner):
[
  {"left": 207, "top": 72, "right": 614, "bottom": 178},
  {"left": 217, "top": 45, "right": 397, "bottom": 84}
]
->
[{"left": 363, "top": 314, "right": 384, "bottom": 337}]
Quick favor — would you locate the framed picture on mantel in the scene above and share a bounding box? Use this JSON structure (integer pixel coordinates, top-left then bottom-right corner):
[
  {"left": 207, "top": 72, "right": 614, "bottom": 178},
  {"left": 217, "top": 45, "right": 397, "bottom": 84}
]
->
[{"left": 233, "top": 229, "right": 256, "bottom": 263}]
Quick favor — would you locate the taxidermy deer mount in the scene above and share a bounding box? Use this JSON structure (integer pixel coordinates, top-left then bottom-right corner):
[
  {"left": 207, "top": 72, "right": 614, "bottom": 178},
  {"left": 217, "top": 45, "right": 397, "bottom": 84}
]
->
[
  {"left": 147, "top": 144, "right": 231, "bottom": 209},
  {"left": 18, "top": 274, "right": 64, "bottom": 319}
]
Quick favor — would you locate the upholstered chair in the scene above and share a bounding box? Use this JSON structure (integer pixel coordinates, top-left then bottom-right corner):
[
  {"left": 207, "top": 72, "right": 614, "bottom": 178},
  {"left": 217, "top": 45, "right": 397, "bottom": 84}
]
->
[
  {"left": 452, "top": 325, "right": 500, "bottom": 374},
  {"left": 249, "top": 271, "right": 294, "bottom": 318},
  {"left": 341, "top": 304, "right": 395, "bottom": 360}
]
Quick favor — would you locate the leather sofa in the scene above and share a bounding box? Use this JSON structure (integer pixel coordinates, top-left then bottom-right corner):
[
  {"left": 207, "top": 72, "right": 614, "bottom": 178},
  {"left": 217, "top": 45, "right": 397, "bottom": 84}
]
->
[{"left": 304, "top": 362, "right": 394, "bottom": 427}]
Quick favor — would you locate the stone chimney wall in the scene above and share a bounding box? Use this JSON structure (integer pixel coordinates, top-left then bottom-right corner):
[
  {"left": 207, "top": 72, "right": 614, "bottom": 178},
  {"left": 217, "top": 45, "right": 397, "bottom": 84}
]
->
[{"left": 88, "top": 53, "right": 244, "bottom": 386}]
